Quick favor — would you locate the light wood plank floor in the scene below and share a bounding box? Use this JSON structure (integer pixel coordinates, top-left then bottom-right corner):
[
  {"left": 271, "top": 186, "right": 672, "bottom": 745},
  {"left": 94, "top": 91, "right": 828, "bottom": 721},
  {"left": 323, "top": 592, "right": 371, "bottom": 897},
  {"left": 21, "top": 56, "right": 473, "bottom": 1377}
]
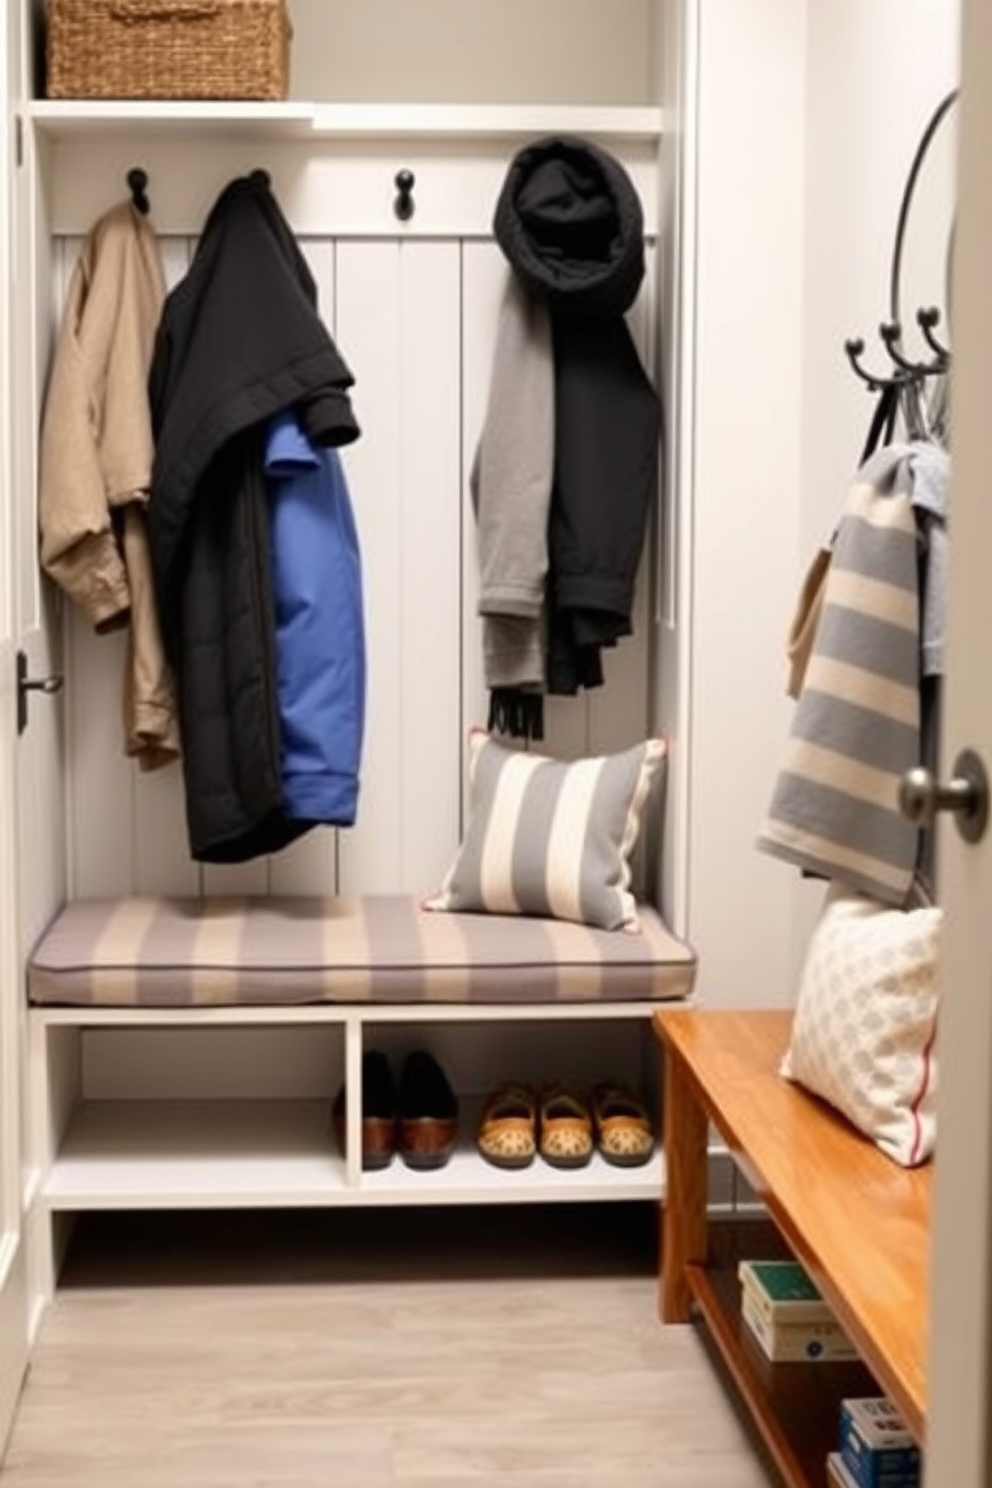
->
[{"left": 2, "top": 1207, "right": 774, "bottom": 1487}]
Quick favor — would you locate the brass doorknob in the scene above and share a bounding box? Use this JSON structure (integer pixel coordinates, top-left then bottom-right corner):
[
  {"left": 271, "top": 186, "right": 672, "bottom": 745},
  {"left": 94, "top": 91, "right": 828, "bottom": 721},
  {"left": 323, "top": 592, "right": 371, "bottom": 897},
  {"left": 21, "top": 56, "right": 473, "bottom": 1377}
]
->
[{"left": 899, "top": 748, "right": 989, "bottom": 844}]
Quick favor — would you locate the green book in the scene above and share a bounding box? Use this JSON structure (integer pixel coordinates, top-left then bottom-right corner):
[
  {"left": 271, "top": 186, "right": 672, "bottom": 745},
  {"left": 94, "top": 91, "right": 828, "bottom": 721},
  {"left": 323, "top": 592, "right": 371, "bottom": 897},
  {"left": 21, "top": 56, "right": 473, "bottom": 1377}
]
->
[{"left": 738, "top": 1259, "right": 835, "bottom": 1323}]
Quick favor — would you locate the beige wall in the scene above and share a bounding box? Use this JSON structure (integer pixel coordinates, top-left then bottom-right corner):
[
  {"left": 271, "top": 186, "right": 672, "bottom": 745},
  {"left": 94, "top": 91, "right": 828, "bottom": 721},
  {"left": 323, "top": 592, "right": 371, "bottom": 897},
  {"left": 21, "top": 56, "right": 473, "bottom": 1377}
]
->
[{"left": 288, "top": 0, "right": 656, "bottom": 104}]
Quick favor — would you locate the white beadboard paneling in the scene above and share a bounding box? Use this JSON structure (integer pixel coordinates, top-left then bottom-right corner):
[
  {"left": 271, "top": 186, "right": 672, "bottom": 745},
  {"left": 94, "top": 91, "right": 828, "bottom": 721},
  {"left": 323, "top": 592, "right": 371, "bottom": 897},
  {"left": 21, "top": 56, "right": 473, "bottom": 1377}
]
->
[
  {"left": 396, "top": 243, "right": 462, "bottom": 889},
  {"left": 335, "top": 241, "right": 461, "bottom": 895},
  {"left": 132, "top": 761, "right": 199, "bottom": 897},
  {"left": 270, "top": 240, "right": 340, "bottom": 897},
  {"left": 66, "top": 617, "right": 134, "bottom": 897},
  {"left": 334, "top": 242, "right": 403, "bottom": 892},
  {"left": 201, "top": 857, "right": 270, "bottom": 896}
]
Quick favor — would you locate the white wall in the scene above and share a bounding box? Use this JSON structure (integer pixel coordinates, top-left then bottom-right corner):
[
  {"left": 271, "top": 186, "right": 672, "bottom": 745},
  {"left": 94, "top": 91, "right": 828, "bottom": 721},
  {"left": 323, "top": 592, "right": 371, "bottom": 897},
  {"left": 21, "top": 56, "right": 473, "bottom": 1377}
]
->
[
  {"left": 801, "top": 0, "right": 959, "bottom": 554},
  {"left": 790, "top": 0, "right": 960, "bottom": 971},
  {"left": 683, "top": 0, "right": 960, "bottom": 1007},
  {"left": 289, "top": 0, "right": 655, "bottom": 106},
  {"left": 684, "top": 0, "right": 808, "bottom": 1007}
]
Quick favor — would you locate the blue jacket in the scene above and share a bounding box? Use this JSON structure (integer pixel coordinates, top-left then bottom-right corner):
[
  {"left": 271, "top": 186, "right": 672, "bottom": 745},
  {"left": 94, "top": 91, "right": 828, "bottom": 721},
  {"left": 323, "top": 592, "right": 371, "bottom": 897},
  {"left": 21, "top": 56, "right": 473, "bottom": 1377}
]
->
[{"left": 265, "top": 409, "right": 365, "bottom": 825}]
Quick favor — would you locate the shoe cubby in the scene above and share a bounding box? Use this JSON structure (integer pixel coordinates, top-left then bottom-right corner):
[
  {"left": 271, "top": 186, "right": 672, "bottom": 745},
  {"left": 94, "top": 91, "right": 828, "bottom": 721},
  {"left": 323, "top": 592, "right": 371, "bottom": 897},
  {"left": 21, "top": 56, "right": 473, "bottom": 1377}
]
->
[
  {"left": 30, "top": 1015, "right": 350, "bottom": 1222},
  {"left": 29, "top": 1000, "right": 665, "bottom": 1286},
  {"left": 346, "top": 1010, "right": 662, "bottom": 1202}
]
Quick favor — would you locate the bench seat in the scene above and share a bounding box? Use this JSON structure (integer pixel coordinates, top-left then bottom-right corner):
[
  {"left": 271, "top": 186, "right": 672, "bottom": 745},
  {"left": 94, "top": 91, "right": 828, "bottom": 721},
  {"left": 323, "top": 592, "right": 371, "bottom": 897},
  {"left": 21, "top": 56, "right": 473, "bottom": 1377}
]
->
[{"left": 28, "top": 894, "right": 696, "bottom": 1008}]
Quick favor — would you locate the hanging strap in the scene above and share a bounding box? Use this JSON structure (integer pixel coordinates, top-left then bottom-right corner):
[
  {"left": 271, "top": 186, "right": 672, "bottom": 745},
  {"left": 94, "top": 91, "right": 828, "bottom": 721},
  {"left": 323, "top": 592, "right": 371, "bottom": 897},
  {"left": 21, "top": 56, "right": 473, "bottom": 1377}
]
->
[{"left": 860, "top": 380, "right": 900, "bottom": 464}]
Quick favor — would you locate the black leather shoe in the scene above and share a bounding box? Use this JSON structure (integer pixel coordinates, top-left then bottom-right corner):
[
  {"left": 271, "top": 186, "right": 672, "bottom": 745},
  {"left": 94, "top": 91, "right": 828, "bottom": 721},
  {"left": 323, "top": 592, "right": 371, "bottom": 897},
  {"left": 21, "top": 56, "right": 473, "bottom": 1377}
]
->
[
  {"left": 398, "top": 1051, "right": 459, "bottom": 1170},
  {"left": 332, "top": 1050, "right": 397, "bottom": 1170}
]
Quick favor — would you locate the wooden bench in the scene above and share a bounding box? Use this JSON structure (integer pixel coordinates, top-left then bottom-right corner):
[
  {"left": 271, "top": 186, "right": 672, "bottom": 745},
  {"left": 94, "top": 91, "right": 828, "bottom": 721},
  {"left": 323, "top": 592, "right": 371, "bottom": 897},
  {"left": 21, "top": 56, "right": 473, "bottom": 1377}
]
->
[{"left": 654, "top": 1008, "right": 931, "bottom": 1488}]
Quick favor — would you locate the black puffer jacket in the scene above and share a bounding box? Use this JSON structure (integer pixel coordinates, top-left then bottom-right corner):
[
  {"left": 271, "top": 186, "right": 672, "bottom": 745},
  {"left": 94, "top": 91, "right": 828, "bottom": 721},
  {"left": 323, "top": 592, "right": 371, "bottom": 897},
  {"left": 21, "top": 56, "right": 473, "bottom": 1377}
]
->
[
  {"left": 494, "top": 136, "right": 661, "bottom": 698},
  {"left": 148, "top": 171, "right": 359, "bottom": 863}
]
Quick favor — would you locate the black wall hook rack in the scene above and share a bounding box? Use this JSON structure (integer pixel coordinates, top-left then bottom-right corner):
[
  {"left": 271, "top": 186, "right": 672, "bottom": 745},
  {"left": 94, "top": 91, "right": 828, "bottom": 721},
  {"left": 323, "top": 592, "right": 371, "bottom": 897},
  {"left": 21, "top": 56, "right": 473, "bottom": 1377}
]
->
[
  {"left": 394, "top": 169, "right": 415, "bottom": 222},
  {"left": 844, "top": 88, "right": 958, "bottom": 394},
  {"left": 127, "top": 167, "right": 150, "bottom": 215}
]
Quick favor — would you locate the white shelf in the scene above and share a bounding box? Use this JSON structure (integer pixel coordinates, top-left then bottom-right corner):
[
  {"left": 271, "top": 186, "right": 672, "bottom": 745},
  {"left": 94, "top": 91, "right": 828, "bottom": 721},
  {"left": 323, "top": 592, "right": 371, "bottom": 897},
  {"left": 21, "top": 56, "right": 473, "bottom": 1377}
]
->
[
  {"left": 42, "top": 1099, "right": 664, "bottom": 1210},
  {"left": 29, "top": 100, "right": 317, "bottom": 138},
  {"left": 360, "top": 1144, "right": 665, "bottom": 1206},
  {"left": 29, "top": 100, "right": 664, "bottom": 143},
  {"left": 44, "top": 1100, "right": 345, "bottom": 1209}
]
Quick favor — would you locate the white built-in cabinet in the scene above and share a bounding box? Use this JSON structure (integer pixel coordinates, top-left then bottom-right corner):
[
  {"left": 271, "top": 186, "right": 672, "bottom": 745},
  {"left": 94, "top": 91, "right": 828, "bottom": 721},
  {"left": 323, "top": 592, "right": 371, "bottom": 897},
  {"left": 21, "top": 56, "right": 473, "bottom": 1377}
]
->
[{"left": 3, "top": 0, "right": 693, "bottom": 1332}]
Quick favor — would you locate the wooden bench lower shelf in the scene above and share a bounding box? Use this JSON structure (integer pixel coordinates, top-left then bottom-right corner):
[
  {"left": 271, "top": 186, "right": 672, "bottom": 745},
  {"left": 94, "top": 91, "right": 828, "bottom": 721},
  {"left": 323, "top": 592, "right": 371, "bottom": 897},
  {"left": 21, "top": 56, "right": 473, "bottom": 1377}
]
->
[
  {"left": 687, "top": 1257, "right": 877, "bottom": 1488},
  {"left": 654, "top": 1009, "right": 931, "bottom": 1488}
]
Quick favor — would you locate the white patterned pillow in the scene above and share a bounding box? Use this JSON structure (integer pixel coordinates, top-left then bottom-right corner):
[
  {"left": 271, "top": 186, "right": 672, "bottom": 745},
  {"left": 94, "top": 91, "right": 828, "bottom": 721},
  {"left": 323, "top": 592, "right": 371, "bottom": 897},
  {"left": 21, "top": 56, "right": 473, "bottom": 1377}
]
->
[
  {"left": 426, "top": 731, "right": 666, "bottom": 931},
  {"left": 781, "top": 889, "right": 942, "bottom": 1167}
]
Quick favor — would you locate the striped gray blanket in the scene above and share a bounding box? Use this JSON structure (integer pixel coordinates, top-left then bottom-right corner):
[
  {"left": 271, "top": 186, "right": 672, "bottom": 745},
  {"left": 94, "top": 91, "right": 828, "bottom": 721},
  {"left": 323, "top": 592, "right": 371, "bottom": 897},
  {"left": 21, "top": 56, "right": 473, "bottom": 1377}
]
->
[{"left": 758, "top": 446, "right": 922, "bottom": 906}]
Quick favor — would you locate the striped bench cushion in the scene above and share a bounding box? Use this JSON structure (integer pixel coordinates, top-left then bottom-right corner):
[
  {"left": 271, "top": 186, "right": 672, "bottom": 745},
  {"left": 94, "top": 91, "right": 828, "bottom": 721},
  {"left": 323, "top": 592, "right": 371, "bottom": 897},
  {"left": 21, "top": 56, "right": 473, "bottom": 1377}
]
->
[{"left": 27, "top": 895, "right": 696, "bottom": 1007}]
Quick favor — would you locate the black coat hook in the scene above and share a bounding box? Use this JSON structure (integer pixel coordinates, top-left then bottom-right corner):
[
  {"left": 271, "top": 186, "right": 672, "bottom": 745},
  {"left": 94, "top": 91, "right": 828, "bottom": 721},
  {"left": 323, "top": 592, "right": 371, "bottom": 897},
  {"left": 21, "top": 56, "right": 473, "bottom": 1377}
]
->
[
  {"left": 917, "top": 306, "right": 951, "bottom": 364},
  {"left": 844, "top": 337, "right": 905, "bottom": 393},
  {"left": 394, "top": 169, "right": 415, "bottom": 222},
  {"left": 127, "top": 167, "right": 150, "bottom": 215},
  {"left": 879, "top": 321, "right": 944, "bottom": 378}
]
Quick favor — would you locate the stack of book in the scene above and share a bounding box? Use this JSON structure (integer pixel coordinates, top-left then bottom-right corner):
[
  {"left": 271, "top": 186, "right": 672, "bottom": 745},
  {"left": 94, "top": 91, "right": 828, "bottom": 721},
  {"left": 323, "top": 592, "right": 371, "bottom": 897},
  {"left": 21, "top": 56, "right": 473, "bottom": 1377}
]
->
[
  {"left": 738, "top": 1259, "right": 857, "bottom": 1362},
  {"left": 826, "top": 1397, "right": 921, "bottom": 1487}
]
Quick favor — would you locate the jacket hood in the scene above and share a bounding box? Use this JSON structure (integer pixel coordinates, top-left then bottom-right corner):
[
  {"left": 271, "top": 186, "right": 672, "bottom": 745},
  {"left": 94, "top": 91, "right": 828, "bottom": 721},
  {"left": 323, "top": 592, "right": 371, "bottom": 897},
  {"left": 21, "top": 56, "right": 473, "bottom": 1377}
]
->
[{"left": 493, "top": 135, "right": 645, "bottom": 318}]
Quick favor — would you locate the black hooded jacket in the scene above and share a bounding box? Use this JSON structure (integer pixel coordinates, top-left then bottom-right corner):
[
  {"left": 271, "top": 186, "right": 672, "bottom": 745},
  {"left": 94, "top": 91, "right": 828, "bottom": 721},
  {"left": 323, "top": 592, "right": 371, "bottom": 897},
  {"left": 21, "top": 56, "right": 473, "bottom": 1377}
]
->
[
  {"left": 494, "top": 136, "right": 661, "bottom": 700},
  {"left": 148, "top": 171, "right": 359, "bottom": 863}
]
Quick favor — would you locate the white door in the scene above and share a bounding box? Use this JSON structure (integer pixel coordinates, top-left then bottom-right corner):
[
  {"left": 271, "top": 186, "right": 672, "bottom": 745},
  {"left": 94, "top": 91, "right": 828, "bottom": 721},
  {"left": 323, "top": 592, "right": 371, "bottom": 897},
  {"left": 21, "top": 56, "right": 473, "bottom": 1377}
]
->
[
  {"left": 0, "top": 0, "right": 29, "bottom": 1457},
  {"left": 924, "top": 2, "right": 992, "bottom": 1484}
]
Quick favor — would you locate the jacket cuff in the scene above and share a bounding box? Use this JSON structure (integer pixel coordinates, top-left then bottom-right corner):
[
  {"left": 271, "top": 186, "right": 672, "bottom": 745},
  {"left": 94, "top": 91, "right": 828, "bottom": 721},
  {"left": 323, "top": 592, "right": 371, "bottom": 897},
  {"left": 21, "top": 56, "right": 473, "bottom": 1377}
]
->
[
  {"left": 301, "top": 389, "right": 361, "bottom": 448},
  {"left": 43, "top": 531, "right": 132, "bottom": 631}
]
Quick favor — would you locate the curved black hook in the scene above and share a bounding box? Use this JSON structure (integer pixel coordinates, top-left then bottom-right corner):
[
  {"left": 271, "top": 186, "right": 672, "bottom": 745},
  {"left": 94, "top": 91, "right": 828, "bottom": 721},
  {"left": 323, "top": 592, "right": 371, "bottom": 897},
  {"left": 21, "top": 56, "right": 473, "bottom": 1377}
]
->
[
  {"left": 888, "top": 88, "right": 959, "bottom": 325},
  {"left": 394, "top": 169, "right": 415, "bottom": 222},
  {"left": 127, "top": 167, "right": 150, "bottom": 215},
  {"left": 844, "top": 337, "right": 905, "bottom": 393},
  {"left": 917, "top": 306, "right": 951, "bottom": 364},
  {"left": 878, "top": 321, "right": 944, "bottom": 378}
]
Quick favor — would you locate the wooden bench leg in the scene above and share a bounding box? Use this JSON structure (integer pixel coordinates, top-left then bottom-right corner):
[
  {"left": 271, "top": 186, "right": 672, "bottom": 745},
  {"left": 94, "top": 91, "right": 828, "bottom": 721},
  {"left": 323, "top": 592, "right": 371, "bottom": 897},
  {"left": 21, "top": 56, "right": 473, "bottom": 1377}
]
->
[{"left": 660, "top": 1044, "right": 708, "bottom": 1323}]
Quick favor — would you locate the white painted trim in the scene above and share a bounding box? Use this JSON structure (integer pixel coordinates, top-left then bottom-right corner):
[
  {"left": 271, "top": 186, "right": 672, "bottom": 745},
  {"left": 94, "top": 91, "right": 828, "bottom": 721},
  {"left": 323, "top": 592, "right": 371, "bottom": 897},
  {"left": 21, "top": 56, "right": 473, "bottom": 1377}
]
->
[
  {"left": 664, "top": 0, "right": 700, "bottom": 942},
  {"left": 925, "top": 0, "right": 992, "bottom": 1480},
  {"left": 309, "top": 104, "right": 666, "bottom": 141},
  {"left": 29, "top": 100, "right": 665, "bottom": 142},
  {"left": 32, "top": 999, "right": 690, "bottom": 1028}
]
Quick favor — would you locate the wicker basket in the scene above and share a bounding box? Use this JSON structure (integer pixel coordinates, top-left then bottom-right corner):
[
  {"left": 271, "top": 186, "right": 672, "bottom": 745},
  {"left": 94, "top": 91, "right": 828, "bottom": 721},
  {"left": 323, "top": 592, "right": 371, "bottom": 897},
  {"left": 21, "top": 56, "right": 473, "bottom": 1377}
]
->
[{"left": 46, "top": 0, "right": 291, "bottom": 100}]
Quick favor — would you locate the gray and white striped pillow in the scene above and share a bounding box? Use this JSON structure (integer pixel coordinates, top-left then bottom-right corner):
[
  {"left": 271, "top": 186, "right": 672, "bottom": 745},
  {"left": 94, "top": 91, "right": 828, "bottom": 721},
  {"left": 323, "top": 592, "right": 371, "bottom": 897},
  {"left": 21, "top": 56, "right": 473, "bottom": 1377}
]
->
[{"left": 427, "top": 731, "right": 666, "bottom": 932}]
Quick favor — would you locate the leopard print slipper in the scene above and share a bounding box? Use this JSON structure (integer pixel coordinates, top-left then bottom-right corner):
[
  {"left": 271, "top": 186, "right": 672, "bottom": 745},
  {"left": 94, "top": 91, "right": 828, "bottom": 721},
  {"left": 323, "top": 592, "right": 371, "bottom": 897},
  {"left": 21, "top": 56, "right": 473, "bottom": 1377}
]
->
[
  {"left": 477, "top": 1082, "right": 538, "bottom": 1169},
  {"left": 592, "top": 1081, "right": 656, "bottom": 1167},
  {"left": 539, "top": 1084, "right": 594, "bottom": 1169}
]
